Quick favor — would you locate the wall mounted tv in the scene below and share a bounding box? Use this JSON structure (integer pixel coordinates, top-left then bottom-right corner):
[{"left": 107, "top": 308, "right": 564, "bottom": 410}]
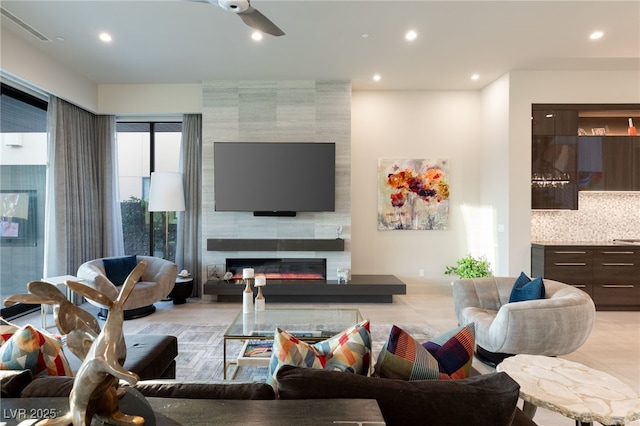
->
[{"left": 214, "top": 142, "right": 336, "bottom": 216}]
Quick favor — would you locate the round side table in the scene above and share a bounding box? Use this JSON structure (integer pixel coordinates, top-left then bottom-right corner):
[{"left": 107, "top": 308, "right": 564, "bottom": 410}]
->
[{"left": 169, "top": 276, "right": 194, "bottom": 304}]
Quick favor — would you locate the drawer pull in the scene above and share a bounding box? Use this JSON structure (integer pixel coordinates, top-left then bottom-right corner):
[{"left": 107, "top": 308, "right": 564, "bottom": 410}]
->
[
  {"left": 572, "top": 285, "right": 586, "bottom": 288},
  {"left": 553, "top": 251, "right": 586, "bottom": 254},
  {"left": 601, "top": 251, "right": 635, "bottom": 255},
  {"left": 601, "top": 263, "right": 634, "bottom": 266},
  {"left": 601, "top": 285, "right": 635, "bottom": 288},
  {"left": 553, "top": 263, "right": 586, "bottom": 266}
]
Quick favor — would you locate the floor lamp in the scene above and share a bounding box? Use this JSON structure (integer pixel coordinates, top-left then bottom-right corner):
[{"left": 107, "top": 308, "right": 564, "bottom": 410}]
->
[{"left": 148, "top": 172, "right": 186, "bottom": 260}]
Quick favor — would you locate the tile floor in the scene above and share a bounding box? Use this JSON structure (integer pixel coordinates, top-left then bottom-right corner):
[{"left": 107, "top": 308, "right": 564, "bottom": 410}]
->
[{"left": 15, "top": 287, "right": 640, "bottom": 426}]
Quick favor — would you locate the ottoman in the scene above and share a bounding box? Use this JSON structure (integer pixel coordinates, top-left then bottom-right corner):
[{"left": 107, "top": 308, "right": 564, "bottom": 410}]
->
[{"left": 65, "top": 334, "right": 178, "bottom": 380}]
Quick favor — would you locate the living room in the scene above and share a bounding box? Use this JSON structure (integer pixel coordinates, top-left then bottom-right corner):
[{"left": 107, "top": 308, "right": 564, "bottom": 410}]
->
[{"left": 1, "top": 1, "right": 639, "bottom": 425}]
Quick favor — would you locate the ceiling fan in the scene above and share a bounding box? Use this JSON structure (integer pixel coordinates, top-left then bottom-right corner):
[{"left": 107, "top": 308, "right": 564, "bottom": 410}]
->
[{"left": 193, "top": 0, "right": 285, "bottom": 36}]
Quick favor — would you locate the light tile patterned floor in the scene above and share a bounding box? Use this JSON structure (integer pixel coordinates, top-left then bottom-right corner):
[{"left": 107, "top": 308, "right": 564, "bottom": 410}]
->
[{"left": 17, "top": 287, "right": 640, "bottom": 426}]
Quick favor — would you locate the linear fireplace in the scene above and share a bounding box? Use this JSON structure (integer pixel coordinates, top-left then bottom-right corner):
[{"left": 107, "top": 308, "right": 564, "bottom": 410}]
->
[{"left": 226, "top": 258, "right": 326, "bottom": 281}]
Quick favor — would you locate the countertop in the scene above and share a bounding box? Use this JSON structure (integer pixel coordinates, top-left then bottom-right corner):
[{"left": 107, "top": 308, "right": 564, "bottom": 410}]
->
[{"left": 532, "top": 240, "right": 640, "bottom": 248}]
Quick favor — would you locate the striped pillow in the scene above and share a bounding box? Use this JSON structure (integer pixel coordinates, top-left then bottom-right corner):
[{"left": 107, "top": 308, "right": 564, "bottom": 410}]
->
[{"left": 375, "top": 323, "right": 475, "bottom": 380}]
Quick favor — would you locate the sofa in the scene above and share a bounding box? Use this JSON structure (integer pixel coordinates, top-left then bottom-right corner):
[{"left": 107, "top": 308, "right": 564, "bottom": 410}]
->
[
  {"left": 77, "top": 255, "right": 177, "bottom": 320},
  {"left": 453, "top": 276, "right": 596, "bottom": 365},
  {"left": 2, "top": 366, "right": 537, "bottom": 426}
]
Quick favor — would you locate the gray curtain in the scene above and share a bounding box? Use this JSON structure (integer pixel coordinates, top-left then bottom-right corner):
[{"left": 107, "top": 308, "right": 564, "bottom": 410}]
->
[
  {"left": 176, "top": 114, "right": 202, "bottom": 296},
  {"left": 44, "top": 96, "right": 124, "bottom": 281}
]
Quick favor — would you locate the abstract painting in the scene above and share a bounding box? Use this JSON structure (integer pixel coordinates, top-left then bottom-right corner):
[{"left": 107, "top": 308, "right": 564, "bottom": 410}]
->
[{"left": 378, "top": 158, "right": 450, "bottom": 230}]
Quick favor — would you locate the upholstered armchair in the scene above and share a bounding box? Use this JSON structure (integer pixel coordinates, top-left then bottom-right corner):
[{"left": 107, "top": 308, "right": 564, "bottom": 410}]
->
[
  {"left": 77, "top": 255, "right": 177, "bottom": 320},
  {"left": 453, "top": 277, "right": 596, "bottom": 365}
]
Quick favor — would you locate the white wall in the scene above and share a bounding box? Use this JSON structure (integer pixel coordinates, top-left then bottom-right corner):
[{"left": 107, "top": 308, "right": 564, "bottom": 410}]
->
[
  {"left": 1, "top": 28, "right": 98, "bottom": 112},
  {"left": 351, "top": 91, "right": 485, "bottom": 291}
]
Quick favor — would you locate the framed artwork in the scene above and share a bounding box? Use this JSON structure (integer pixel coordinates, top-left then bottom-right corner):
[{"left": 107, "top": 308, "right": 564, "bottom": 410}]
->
[
  {"left": 0, "top": 190, "right": 37, "bottom": 245},
  {"left": 378, "top": 158, "right": 450, "bottom": 230}
]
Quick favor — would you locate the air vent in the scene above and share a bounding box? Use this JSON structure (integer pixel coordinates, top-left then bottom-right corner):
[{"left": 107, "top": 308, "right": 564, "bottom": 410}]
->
[{"left": 1, "top": 7, "right": 50, "bottom": 42}]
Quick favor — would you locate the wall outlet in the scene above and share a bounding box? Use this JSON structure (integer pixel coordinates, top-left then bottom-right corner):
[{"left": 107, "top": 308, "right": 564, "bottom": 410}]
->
[{"left": 419, "top": 269, "right": 425, "bottom": 277}]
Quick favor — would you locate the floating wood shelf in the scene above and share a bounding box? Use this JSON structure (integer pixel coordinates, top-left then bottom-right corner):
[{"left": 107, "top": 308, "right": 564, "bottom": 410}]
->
[
  {"left": 206, "top": 238, "right": 345, "bottom": 252},
  {"left": 203, "top": 274, "right": 406, "bottom": 303}
]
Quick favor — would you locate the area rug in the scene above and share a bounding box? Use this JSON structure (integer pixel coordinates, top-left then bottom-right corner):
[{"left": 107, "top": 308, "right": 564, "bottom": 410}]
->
[{"left": 135, "top": 322, "right": 439, "bottom": 382}]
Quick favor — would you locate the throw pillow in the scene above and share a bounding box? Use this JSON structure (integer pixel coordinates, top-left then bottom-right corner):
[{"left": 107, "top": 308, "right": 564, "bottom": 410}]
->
[
  {"left": 375, "top": 323, "right": 475, "bottom": 380},
  {"left": 0, "top": 325, "right": 73, "bottom": 377},
  {"left": 0, "top": 318, "right": 19, "bottom": 346},
  {"left": 266, "top": 320, "right": 371, "bottom": 390},
  {"left": 102, "top": 255, "right": 138, "bottom": 286},
  {"left": 509, "top": 272, "right": 545, "bottom": 303}
]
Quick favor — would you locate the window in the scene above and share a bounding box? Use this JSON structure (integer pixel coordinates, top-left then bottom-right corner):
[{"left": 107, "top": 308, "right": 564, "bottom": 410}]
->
[
  {"left": 0, "top": 83, "right": 48, "bottom": 319},
  {"left": 116, "top": 122, "right": 182, "bottom": 261}
]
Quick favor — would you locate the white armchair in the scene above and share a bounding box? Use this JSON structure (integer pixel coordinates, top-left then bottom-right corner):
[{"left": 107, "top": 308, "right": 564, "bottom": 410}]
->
[
  {"left": 453, "top": 276, "right": 595, "bottom": 365},
  {"left": 77, "top": 255, "right": 177, "bottom": 320}
]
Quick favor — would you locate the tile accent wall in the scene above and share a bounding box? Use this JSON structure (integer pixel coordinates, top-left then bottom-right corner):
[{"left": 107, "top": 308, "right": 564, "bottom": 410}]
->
[
  {"left": 531, "top": 192, "right": 640, "bottom": 242},
  {"left": 200, "top": 81, "right": 351, "bottom": 288}
]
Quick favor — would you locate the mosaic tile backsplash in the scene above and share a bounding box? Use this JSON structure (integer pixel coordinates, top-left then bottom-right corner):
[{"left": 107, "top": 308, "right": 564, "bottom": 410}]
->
[{"left": 531, "top": 192, "right": 640, "bottom": 242}]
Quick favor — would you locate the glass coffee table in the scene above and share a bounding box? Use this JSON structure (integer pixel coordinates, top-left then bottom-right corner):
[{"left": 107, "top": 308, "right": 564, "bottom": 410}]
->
[{"left": 223, "top": 307, "right": 363, "bottom": 379}]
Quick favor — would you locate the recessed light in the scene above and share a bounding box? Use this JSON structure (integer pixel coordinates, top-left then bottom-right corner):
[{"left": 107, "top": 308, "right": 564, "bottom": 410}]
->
[
  {"left": 99, "top": 32, "right": 112, "bottom": 42},
  {"left": 55, "top": 36, "right": 65, "bottom": 42},
  {"left": 590, "top": 31, "right": 604, "bottom": 40},
  {"left": 405, "top": 30, "right": 417, "bottom": 41},
  {"left": 361, "top": 33, "right": 370, "bottom": 39},
  {"left": 471, "top": 74, "right": 480, "bottom": 80},
  {"left": 373, "top": 74, "right": 381, "bottom": 82},
  {"left": 252, "top": 32, "right": 263, "bottom": 41}
]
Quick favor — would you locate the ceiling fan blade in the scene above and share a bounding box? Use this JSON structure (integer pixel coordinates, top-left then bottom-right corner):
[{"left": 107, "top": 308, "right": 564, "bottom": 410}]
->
[{"left": 238, "top": 6, "right": 285, "bottom": 36}]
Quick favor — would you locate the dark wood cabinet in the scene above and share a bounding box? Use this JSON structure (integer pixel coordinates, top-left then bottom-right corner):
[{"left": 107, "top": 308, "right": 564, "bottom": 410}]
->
[
  {"left": 578, "top": 136, "right": 638, "bottom": 191},
  {"left": 531, "top": 244, "right": 640, "bottom": 310},
  {"left": 532, "top": 104, "right": 640, "bottom": 209}
]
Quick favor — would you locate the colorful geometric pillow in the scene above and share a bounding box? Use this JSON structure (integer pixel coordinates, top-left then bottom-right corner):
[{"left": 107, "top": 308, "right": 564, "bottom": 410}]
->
[
  {"left": 509, "top": 272, "right": 545, "bottom": 303},
  {"left": 266, "top": 320, "right": 371, "bottom": 390},
  {"left": 375, "top": 323, "right": 475, "bottom": 380},
  {"left": 0, "top": 319, "right": 19, "bottom": 346},
  {"left": 0, "top": 325, "right": 73, "bottom": 377}
]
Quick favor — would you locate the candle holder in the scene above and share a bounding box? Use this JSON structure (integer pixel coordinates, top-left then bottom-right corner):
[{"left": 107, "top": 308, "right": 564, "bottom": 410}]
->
[{"left": 254, "top": 275, "right": 267, "bottom": 312}]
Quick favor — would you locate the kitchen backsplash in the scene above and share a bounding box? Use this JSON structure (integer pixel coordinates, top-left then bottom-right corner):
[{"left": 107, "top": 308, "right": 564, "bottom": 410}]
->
[{"left": 531, "top": 192, "right": 640, "bottom": 242}]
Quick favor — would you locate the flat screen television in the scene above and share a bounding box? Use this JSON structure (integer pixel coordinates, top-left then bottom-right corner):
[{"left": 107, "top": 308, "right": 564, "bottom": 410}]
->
[{"left": 214, "top": 142, "right": 335, "bottom": 215}]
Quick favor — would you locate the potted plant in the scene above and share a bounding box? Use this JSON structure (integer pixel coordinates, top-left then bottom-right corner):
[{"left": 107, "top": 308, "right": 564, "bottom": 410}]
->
[{"left": 444, "top": 254, "right": 492, "bottom": 279}]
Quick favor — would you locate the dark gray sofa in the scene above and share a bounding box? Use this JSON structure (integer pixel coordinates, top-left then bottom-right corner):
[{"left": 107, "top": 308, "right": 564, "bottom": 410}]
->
[{"left": 2, "top": 366, "right": 536, "bottom": 426}]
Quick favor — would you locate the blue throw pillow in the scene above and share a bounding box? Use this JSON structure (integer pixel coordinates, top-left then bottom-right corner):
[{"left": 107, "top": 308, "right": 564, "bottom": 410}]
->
[
  {"left": 509, "top": 272, "right": 545, "bottom": 303},
  {"left": 102, "top": 255, "right": 138, "bottom": 286}
]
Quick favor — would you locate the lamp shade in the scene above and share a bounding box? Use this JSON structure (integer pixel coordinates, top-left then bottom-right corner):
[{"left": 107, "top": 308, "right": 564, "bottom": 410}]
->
[{"left": 148, "top": 172, "right": 186, "bottom": 212}]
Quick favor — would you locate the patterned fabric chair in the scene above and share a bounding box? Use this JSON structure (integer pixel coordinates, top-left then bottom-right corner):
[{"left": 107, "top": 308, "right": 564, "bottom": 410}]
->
[
  {"left": 453, "top": 277, "right": 595, "bottom": 365},
  {"left": 77, "top": 255, "right": 177, "bottom": 320}
]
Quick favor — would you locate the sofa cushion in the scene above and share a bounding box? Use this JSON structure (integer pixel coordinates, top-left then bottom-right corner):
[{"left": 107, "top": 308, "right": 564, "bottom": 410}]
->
[
  {"left": 266, "top": 320, "right": 371, "bottom": 390},
  {"left": 509, "top": 272, "right": 545, "bottom": 303},
  {"left": 21, "top": 376, "right": 276, "bottom": 400},
  {"left": 276, "top": 365, "right": 520, "bottom": 426},
  {"left": 375, "top": 323, "right": 474, "bottom": 380},
  {"left": 0, "top": 369, "right": 33, "bottom": 398},
  {"left": 20, "top": 375, "right": 74, "bottom": 397},
  {"left": 133, "top": 380, "right": 275, "bottom": 400},
  {"left": 0, "top": 325, "right": 73, "bottom": 378},
  {"left": 103, "top": 255, "right": 138, "bottom": 286}
]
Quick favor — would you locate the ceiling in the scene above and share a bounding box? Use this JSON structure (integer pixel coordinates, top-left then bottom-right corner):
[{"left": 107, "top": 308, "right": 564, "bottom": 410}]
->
[{"left": 1, "top": 1, "right": 639, "bottom": 91}]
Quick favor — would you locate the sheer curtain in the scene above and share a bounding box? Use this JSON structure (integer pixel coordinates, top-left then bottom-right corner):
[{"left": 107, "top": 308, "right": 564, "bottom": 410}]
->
[
  {"left": 44, "top": 96, "right": 124, "bottom": 280},
  {"left": 176, "top": 114, "right": 202, "bottom": 296}
]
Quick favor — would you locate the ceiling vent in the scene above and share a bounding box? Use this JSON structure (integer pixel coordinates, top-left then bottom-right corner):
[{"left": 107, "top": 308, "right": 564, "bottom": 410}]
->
[{"left": 1, "top": 7, "right": 50, "bottom": 42}]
